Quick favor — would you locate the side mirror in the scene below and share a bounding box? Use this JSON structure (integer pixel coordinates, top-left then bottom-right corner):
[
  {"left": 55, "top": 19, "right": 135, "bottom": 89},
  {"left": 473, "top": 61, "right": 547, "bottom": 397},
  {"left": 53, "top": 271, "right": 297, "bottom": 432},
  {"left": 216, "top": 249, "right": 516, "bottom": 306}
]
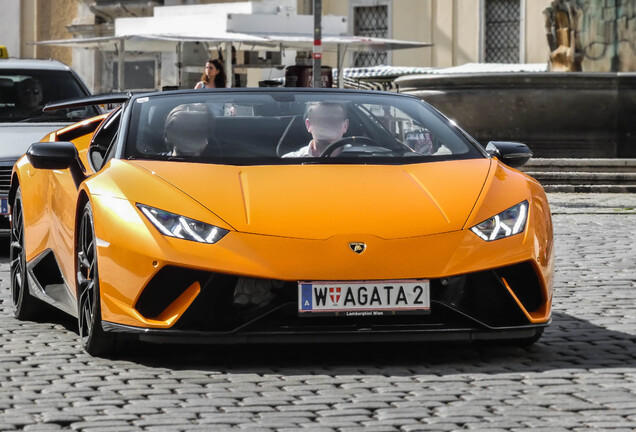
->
[
  {"left": 485, "top": 141, "right": 533, "bottom": 168},
  {"left": 26, "top": 141, "right": 78, "bottom": 170}
]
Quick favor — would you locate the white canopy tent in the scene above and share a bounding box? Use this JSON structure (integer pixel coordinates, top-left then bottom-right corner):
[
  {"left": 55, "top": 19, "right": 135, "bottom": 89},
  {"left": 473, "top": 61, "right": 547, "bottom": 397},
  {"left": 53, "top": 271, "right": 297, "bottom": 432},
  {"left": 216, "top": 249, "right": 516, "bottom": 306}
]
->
[{"left": 35, "top": 1, "right": 431, "bottom": 90}]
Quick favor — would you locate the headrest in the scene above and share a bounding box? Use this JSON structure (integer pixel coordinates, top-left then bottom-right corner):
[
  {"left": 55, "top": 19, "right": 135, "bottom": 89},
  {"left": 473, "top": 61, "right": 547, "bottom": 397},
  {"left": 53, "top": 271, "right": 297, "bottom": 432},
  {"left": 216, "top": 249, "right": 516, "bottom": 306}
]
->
[{"left": 164, "top": 104, "right": 212, "bottom": 144}]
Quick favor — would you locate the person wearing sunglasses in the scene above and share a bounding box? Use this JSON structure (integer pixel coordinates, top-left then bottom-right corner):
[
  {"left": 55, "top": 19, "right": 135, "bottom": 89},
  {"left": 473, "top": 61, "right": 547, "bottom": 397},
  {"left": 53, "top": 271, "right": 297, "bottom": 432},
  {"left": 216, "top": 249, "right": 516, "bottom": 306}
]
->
[{"left": 14, "top": 78, "right": 43, "bottom": 117}]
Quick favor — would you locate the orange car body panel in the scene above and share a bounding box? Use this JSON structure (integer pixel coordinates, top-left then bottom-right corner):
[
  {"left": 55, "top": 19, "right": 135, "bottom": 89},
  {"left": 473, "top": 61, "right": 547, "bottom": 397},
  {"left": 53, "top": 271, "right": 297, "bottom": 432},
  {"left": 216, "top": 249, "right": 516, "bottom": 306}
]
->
[{"left": 13, "top": 118, "right": 553, "bottom": 330}]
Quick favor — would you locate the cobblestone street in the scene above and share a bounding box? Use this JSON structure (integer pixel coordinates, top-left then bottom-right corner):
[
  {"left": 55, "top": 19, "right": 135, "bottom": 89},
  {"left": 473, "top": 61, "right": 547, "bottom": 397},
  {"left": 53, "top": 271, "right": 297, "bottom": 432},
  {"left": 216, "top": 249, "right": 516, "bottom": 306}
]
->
[{"left": 0, "top": 193, "right": 635, "bottom": 432}]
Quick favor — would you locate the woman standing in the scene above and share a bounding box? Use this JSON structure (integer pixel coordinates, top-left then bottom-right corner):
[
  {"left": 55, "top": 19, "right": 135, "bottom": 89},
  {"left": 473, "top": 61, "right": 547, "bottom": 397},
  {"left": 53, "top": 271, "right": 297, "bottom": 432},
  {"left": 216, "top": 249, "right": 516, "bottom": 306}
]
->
[{"left": 194, "top": 59, "right": 227, "bottom": 89}]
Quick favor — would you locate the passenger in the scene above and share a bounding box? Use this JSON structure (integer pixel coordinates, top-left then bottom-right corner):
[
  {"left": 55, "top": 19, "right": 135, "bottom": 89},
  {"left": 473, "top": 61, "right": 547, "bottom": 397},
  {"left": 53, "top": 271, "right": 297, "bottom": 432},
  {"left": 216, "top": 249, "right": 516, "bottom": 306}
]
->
[
  {"left": 14, "top": 78, "right": 43, "bottom": 117},
  {"left": 164, "top": 103, "right": 214, "bottom": 157},
  {"left": 194, "top": 59, "right": 227, "bottom": 89},
  {"left": 405, "top": 127, "right": 452, "bottom": 156},
  {"left": 405, "top": 128, "right": 434, "bottom": 155},
  {"left": 283, "top": 101, "right": 349, "bottom": 157}
]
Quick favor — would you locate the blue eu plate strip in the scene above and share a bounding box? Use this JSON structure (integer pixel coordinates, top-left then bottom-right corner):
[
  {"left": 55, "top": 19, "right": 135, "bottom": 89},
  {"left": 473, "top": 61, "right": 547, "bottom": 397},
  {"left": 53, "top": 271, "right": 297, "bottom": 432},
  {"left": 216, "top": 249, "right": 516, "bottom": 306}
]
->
[{"left": 301, "top": 284, "right": 313, "bottom": 310}]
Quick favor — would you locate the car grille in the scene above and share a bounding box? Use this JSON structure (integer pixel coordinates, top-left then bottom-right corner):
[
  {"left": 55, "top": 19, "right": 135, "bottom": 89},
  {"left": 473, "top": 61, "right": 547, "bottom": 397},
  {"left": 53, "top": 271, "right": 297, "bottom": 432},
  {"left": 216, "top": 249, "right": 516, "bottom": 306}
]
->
[
  {"left": 135, "top": 262, "right": 545, "bottom": 333},
  {"left": 0, "top": 162, "right": 13, "bottom": 196}
]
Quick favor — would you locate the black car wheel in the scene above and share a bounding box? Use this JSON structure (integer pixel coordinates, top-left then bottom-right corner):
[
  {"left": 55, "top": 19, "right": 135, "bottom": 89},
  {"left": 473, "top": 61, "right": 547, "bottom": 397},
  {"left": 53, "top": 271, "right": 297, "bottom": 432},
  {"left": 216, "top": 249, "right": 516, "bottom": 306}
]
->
[
  {"left": 10, "top": 188, "right": 41, "bottom": 320},
  {"left": 77, "top": 201, "right": 115, "bottom": 356}
]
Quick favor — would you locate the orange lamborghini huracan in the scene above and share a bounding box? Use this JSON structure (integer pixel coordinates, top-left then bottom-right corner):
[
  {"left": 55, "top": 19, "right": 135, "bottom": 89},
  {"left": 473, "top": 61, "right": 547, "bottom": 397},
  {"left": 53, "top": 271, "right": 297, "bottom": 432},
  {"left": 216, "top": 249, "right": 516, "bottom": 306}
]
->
[{"left": 10, "top": 89, "right": 553, "bottom": 356}]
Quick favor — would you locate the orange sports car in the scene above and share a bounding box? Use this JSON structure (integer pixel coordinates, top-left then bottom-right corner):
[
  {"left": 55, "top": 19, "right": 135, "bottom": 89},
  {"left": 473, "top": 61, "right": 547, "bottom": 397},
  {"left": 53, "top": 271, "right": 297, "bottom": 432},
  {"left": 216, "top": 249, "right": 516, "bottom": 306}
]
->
[{"left": 10, "top": 89, "right": 553, "bottom": 356}]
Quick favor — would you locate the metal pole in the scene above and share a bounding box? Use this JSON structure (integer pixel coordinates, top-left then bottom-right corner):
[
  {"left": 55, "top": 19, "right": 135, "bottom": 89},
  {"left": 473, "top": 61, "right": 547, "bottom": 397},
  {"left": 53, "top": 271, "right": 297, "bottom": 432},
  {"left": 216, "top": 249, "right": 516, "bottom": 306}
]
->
[
  {"left": 312, "top": 0, "right": 322, "bottom": 88},
  {"left": 337, "top": 43, "right": 345, "bottom": 88},
  {"left": 225, "top": 41, "right": 233, "bottom": 88},
  {"left": 118, "top": 39, "right": 125, "bottom": 91}
]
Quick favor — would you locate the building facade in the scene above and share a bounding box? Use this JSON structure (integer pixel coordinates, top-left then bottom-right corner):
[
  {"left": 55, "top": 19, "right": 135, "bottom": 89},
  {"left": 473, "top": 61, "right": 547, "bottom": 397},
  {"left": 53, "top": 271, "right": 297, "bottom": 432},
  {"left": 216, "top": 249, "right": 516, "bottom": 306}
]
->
[
  {"left": 303, "top": 0, "right": 552, "bottom": 69},
  {"left": 1, "top": 0, "right": 552, "bottom": 92}
]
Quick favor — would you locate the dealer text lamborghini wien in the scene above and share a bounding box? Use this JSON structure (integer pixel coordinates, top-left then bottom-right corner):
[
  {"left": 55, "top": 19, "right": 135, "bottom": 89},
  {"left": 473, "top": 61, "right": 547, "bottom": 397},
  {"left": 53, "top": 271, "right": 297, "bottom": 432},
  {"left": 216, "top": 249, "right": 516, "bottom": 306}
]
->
[{"left": 10, "top": 88, "right": 553, "bottom": 356}]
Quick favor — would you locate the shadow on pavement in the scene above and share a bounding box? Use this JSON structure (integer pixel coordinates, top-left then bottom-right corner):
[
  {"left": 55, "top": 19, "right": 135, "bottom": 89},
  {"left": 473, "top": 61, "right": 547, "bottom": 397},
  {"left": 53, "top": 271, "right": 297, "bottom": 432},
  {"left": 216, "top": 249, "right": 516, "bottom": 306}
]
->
[
  {"left": 94, "top": 311, "right": 635, "bottom": 376},
  {"left": 5, "top": 291, "right": 635, "bottom": 376},
  {"left": 2, "top": 234, "right": 633, "bottom": 376}
]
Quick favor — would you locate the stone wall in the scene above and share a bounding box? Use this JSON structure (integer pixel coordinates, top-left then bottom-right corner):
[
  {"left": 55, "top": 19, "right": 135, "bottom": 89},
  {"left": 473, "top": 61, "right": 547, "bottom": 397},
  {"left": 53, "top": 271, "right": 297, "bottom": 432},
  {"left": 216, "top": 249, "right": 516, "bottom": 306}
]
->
[{"left": 397, "top": 72, "right": 636, "bottom": 158}]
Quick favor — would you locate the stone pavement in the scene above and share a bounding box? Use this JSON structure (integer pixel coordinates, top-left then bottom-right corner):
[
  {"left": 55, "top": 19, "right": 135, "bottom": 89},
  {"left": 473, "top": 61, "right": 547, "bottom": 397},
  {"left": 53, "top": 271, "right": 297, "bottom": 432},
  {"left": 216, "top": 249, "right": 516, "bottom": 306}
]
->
[
  {"left": 548, "top": 193, "right": 636, "bottom": 214},
  {"left": 0, "top": 193, "right": 635, "bottom": 431}
]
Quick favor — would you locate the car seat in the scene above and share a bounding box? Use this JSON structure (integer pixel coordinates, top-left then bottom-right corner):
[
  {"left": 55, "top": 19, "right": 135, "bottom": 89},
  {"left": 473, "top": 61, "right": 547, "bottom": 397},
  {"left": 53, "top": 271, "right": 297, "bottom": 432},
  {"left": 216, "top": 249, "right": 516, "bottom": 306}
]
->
[
  {"left": 164, "top": 103, "right": 221, "bottom": 157},
  {"left": 275, "top": 115, "right": 311, "bottom": 157}
]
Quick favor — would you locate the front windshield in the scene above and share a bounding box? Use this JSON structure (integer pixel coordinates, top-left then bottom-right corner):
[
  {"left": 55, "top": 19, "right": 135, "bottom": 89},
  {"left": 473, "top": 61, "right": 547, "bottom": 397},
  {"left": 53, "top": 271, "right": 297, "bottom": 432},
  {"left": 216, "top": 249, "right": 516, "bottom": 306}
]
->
[
  {"left": 125, "top": 90, "right": 484, "bottom": 164},
  {"left": 0, "top": 69, "right": 99, "bottom": 123}
]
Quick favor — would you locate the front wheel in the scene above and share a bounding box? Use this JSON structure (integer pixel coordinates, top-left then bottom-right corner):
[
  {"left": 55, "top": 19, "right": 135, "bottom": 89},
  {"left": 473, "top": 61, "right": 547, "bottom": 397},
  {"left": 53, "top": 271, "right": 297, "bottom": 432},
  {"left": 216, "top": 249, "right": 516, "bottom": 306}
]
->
[
  {"left": 10, "top": 187, "right": 42, "bottom": 320},
  {"left": 76, "top": 201, "right": 115, "bottom": 356}
]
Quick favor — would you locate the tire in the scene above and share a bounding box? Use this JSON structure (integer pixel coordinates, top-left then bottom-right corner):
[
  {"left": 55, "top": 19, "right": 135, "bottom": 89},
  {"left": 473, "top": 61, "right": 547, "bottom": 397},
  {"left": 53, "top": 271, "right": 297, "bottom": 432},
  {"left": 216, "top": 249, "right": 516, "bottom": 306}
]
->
[
  {"left": 10, "top": 188, "right": 41, "bottom": 320},
  {"left": 76, "top": 201, "right": 116, "bottom": 356}
]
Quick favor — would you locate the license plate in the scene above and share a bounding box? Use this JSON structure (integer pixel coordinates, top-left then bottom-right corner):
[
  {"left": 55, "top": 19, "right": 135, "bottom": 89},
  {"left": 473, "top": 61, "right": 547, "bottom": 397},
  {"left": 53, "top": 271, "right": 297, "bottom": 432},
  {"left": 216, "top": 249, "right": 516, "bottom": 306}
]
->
[
  {"left": 298, "top": 279, "right": 430, "bottom": 316},
  {"left": 0, "top": 197, "right": 8, "bottom": 215}
]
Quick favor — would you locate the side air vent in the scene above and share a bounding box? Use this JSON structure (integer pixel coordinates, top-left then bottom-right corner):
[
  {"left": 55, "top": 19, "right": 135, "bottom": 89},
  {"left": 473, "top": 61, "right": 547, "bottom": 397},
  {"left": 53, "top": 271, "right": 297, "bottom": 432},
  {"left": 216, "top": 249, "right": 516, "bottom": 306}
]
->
[
  {"left": 57, "top": 121, "right": 101, "bottom": 142},
  {"left": 135, "top": 266, "right": 210, "bottom": 319},
  {"left": 31, "top": 250, "right": 65, "bottom": 289},
  {"left": 494, "top": 261, "right": 544, "bottom": 312}
]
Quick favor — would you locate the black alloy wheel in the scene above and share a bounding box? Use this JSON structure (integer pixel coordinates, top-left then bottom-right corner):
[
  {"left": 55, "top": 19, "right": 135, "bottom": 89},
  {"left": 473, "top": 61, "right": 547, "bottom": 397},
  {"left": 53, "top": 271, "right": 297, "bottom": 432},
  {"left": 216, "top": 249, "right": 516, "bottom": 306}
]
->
[
  {"left": 10, "top": 188, "right": 41, "bottom": 320},
  {"left": 77, "top": 201, "right": 115, "bottom": 356}
]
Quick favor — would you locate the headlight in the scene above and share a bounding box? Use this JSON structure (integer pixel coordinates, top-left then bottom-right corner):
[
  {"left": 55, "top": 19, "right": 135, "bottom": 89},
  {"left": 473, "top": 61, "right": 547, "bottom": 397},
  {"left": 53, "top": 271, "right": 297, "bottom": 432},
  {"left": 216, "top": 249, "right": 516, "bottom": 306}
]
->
[
  {"left": 137, "top": 204, "right": 229, "bottom": 244},
  {"left": 470, "top": 200, "right": 528, "bottom": 241}
]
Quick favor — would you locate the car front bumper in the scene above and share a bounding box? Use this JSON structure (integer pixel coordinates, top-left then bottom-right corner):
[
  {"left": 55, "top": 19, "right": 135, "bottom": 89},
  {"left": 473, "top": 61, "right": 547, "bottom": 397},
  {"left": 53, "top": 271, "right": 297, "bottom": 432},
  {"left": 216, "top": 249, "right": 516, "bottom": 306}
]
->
[
  {"left": 99, "top": 260, "right": 551, "bottom": 344},
  {"left": 103, "top": 318, "right": 549, "bottom": 345}
]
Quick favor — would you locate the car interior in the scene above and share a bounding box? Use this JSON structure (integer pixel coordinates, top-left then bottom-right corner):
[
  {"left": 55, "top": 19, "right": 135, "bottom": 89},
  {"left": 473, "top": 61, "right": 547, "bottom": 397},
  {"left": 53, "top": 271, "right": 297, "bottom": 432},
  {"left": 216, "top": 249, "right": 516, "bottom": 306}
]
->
[{"left": 131, "top": 101, "right": 409, "bottom": 160}]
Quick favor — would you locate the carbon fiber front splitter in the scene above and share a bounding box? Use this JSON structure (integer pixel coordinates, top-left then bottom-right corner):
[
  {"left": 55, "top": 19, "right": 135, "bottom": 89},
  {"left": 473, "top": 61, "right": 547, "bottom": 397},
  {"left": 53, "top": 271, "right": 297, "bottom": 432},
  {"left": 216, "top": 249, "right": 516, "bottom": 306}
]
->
[{"left": 102, "top": 320, "right": 549, "bottom": 345}]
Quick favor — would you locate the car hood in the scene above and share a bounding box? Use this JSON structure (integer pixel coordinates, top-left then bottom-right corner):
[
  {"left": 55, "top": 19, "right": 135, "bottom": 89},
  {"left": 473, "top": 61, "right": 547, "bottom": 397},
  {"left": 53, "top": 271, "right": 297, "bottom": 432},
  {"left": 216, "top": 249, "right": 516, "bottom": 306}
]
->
[
  {"left": 133, "top": 159, "right": 492, "bottom": 240},
  {"left": 0, "top": 123, "right": 70, "bottom": 160}
]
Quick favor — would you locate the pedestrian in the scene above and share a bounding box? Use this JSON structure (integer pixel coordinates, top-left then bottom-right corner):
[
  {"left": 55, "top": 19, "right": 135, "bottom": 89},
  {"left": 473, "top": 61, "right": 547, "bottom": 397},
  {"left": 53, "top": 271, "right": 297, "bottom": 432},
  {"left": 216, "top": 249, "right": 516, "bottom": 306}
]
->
[{"left": 194, "top": 59, "right": 227, "bottom": 89}]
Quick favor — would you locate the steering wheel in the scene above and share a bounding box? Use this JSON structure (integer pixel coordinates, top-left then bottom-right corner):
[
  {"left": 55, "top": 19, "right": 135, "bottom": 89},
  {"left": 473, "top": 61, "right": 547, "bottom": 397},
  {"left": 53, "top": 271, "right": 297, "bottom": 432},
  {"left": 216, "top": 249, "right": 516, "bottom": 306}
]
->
[{"left": 320, "top": 136, "right": 386, "bottom": 157}]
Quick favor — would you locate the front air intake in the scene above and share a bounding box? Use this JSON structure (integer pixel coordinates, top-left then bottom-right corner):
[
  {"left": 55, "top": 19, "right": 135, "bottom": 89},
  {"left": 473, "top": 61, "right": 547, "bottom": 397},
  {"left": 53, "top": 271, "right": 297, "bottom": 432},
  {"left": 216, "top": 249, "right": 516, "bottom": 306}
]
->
[
  {"left": 494, "top": 262, "right": 544, "bottom": 312},
  {"left": 135, "top": 266, "right": 210, "bottom": 319}
]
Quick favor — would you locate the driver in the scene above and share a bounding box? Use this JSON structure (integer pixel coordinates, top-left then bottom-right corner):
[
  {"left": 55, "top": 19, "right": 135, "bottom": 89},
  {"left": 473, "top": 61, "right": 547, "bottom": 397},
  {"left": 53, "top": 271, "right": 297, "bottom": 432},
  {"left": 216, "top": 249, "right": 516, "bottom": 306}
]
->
[
  {"left": 283, "top": 101, "right": 349, "bottom": 157},
  {"left": 14, "top": 78, "right": 43, "bottom": 117}
]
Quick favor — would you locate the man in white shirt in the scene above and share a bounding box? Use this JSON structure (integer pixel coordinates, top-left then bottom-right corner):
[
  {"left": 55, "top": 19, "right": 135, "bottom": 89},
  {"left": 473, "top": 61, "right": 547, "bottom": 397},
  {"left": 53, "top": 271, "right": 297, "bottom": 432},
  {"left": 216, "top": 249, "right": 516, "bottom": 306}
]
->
[{"left": 283, "top": 101, "right": 349, "bottom": 158}]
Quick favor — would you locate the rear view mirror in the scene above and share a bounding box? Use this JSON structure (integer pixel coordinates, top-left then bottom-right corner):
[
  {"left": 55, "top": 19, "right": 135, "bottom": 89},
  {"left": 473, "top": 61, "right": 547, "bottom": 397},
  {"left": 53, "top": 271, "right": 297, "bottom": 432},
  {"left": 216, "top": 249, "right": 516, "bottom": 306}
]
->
[
  {"left": 485, "top": 141, "right": 533, "bottom": 168},
  {"left": 26, "top": 141, "right": 78, "bottom": 170}
]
